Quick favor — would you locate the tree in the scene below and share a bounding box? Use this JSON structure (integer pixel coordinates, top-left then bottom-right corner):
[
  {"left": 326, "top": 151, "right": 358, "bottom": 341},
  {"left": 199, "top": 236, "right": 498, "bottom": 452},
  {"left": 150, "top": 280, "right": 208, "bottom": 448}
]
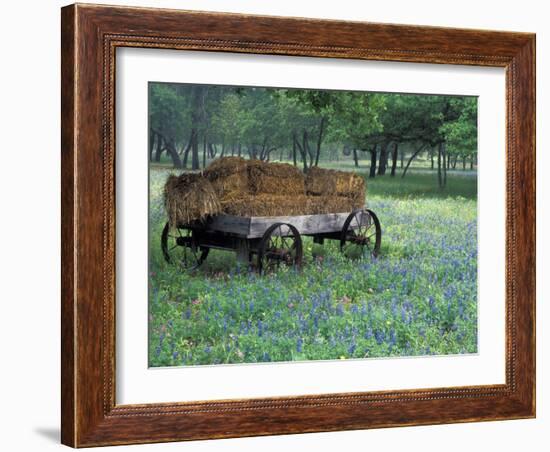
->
[
  {"left": 327, "top": 92, "right": 385, "bottom": 177},
  {"left": 275, "top": 89, "right": 337, "bottom": 172},
  {"left": 440, "top": 97, "right": 478, "bottom": 173},
  {"left": 149, "top": 84, "right": 189, "bottom": 168}
]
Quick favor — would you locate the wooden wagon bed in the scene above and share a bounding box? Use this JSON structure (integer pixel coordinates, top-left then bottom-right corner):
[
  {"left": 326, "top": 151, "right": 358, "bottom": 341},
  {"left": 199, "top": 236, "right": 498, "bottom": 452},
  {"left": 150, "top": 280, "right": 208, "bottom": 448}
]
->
[
  {"left": 206, "top": 212, "right": 354, "bottom": 239},
  {"left": 162, "top": 208, "right": 381, "bottom": 273}
]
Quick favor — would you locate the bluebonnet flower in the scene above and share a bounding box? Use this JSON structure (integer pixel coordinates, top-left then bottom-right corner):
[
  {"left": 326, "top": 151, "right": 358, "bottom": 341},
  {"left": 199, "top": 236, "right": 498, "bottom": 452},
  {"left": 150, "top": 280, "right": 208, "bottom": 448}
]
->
[
  {"left": 389, "top": 329, "right": 397, "bottom": 347},
  {"left": 257, "top": 320, "right": 264, "bottom": 337},
  {"left": 428, "top": 296, "right": 437, "bottom": 313}
]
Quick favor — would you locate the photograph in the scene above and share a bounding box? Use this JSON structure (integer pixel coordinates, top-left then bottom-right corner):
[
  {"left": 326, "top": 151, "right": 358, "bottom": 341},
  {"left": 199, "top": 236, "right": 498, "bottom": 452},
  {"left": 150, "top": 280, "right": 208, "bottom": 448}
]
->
[{"left": 147, "top": 82, "right": 479, "bottom": 367}]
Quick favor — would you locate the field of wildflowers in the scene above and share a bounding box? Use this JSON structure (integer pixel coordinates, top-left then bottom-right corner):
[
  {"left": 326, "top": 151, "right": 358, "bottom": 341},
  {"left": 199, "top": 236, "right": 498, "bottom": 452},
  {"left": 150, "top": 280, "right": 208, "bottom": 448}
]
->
[{"left": 148, "top": 168, "right": 478, "bottom": 366}]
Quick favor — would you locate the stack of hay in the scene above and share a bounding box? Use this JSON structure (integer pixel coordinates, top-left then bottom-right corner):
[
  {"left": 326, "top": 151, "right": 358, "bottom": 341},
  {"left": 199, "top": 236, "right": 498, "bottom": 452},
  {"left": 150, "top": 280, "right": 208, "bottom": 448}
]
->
[
  {"left": 163, "top": 173, "right": 221, "bottom": 228},
  {"left": 203, "top": 156, "right": 249, "bottom": 200},
  {"left": 305, "top": 166, "right": 365, "bottom": 211},
  {"left": 202, "top": 157, "right": 365, "bottom": 217},
  {"left": 163, "top": 157, "right": 366, "bottom": 223}
]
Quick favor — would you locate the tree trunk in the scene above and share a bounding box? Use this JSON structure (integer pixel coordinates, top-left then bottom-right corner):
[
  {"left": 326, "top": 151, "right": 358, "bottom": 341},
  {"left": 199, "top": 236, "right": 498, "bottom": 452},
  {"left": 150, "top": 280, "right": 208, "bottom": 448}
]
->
[
  {"left": 443, "top": 143, "right": 447, "bottom": 187},
  {"left": 430, "top": 150, "right": 434, "bottom": 170},
  {"left": 377, "top": 142, "right": 388, "bottom": 175},
  {"left": 437, "top": 142, "right": 447, "bottom": 188},
  {"left": 452, "top": 155, "right": 458, "bottom": 169},
  {"left": 402, "top": 143, "right": 426, "bottom": 178},
  {"left": 390, "top": 142, "right": 399, "bottom": 177},
  {"left": 400, "top": 146, "right": 404, "bottom": 168},
  {"left": 314, "top": 116, "right": 326, "bottom": 167},
  {"left": 161, "top": 136, "right": 183, "bottom": 169},
  {"left": 462, "top": 155, "right": 466, "bottom": 170},
  {"left": 237, "top": 143, "right": 242, "bottom": 157},
  {"left": 182, "top": 130, "right": 194, "bottom": 169},
  {"left": 292, "top": 138, "right": 297, "bottom": 166},
  {"left": 191, "top": 130, "right": 199, "bottom": 170},
  {"left": 202, "top": 134, "right": 207, "bottom": 169},
  {"left": 295, "top": 133, "right": 308, "bottom": 172},
  {"left": 154, "top": 133, "right": 163, "bottom": 162},
  {"left": 368, "top": 145, "right": 377, "bottom": 178},
  {"left": 149, "top": 129, "right": 155, "bottom": 161},
  {"left": 353, "top": 149, "right": 359, "bottom": 167},
  {"left": 190, "top": 86, "right": 206, "bottom": 170},
  {"left": 437, "top": 143, "right": 442, "bottom": 188},
  {"left": 303, "top": 130, "right": 314, "bottom": 169}
]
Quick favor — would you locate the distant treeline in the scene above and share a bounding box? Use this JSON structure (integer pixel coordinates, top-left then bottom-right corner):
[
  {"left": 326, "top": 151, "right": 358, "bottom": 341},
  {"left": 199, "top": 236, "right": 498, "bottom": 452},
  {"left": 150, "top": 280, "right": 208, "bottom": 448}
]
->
[{"left": 149, "top": 83, "right": 477, "bottom": 187}]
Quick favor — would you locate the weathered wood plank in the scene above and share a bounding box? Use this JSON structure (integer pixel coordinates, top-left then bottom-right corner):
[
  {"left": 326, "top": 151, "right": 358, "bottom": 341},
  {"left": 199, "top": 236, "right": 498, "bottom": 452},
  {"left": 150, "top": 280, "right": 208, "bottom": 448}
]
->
[
  {"left": 206, "top": 214, "right": 251, "bottom": 237},
  {"left": 206, "top": 212, "right": 355, "bottom": 238}
]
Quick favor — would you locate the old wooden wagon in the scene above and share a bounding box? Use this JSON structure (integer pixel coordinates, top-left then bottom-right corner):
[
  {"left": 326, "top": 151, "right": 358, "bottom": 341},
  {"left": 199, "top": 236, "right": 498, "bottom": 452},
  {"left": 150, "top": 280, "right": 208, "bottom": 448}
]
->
[{"left": 161, "top": 208, "right": 381, "bottom": 274}]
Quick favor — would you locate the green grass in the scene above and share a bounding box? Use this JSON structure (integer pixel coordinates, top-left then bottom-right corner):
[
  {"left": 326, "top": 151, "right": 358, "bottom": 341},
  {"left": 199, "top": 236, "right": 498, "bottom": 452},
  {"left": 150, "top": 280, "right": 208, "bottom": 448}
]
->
[{"left": 148, "top": 167, "right": 478, "bottom": 366}]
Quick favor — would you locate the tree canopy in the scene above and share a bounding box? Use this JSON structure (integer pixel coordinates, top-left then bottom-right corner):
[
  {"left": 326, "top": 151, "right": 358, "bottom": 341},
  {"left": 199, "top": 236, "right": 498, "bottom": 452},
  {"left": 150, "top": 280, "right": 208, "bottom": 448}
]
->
[{"left": 149, "top": 82, "right": 478, "bottom": 186}]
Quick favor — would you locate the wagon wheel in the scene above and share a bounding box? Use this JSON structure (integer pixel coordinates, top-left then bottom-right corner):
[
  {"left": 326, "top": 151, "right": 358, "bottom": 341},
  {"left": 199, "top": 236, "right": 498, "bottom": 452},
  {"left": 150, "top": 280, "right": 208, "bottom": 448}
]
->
[
  {"left": 258, "top": 222, "right": 303, "bottom": 275},
  {"left": 161, "top": 222, "right": 209, "bottom": 270},
  {"left": 340, "top": 209, "right": 381, "bottom": 258}
]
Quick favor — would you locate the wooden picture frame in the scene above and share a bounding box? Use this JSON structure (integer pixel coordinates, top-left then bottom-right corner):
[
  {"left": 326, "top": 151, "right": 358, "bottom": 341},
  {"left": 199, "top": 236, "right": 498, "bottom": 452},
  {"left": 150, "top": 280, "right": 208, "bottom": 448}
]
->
[{"left": 61, "top": 3, "right": 535, "bottom": 447}]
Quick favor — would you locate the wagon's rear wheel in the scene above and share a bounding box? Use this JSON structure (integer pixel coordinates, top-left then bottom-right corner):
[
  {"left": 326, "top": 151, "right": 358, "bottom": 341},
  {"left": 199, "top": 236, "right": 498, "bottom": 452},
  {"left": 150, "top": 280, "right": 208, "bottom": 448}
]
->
[
  {"left": 161, "top": 222, "right": 209, "bottom": 270},
  {"left": 258, "top": 222, "right": 303, "bottom": 275},
  {"left": 340, "top": 209, "right": 381, "bottom": 258}
]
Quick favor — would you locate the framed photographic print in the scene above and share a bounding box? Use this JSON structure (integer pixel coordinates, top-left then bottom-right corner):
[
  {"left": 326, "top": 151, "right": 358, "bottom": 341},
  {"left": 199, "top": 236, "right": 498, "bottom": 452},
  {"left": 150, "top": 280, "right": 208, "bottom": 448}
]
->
[{"left": 61, "top": 3, "right": 536, "bottom": 447}]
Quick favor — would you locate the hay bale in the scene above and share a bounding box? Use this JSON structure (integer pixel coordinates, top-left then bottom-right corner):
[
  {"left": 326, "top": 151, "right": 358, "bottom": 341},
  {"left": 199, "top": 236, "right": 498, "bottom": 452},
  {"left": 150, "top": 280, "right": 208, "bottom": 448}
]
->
[
  {"left": 305, "top": 166, "right": 337, "bottom": 196},
  {"left": 209, "top": 173, "right": 249, "bottom": 198},
  {"left": 204, "top": 157, "right": 306, "bottom": 197},
  {"left": 221, "top": 194, "right": 312, "bottom": 217},
  {"left": 204, "top": 157, "right": 250, "bottom": 197},
  {"left": 306, "top": 166, "right": 365, "bottom": 206},
  {"left": 203, "top": 156, "right": 248, "bottom": 177},
  {"left": 307, "top": 195, "right": 358, "bottom": 214},
  {"left": 220, "top": 194, "right": 357, "bottom": 217},
  {"left": 164, "top": 173, "right": 221, "bottom": 227},
  {"left": 248, "top": 160, "right": 306, "bottom": 196}
]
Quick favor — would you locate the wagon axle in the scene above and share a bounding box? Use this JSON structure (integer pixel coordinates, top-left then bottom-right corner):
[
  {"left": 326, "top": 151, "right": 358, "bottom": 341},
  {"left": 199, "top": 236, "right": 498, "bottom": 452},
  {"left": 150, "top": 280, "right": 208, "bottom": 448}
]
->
[
  {"left": 175, "top": 236, "right": 194, "bottom": 247},
  {"left": 264, "top": 249, "right": 295, "bottom": 264},
  {"left": 348, "top": 235, "right": 369, "bottom": 245}
]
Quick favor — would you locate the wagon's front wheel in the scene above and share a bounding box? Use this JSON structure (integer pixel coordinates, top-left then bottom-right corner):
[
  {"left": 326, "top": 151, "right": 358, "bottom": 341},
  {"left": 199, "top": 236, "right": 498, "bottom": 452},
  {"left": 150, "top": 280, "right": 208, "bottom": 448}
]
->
[
  {"left": 258, "top": 222, "right": 303, "bottom": 275},
  {"left": 161, "top": 222, "right": 209, "bottom": 270},
  {"left": 340, "top": 209, "right": 381, "bottom": 258}
]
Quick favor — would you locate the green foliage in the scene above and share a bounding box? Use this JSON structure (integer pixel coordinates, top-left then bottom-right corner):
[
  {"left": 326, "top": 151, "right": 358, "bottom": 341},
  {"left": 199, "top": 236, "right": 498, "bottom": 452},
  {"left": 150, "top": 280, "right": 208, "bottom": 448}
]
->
[
  {"left": 148, "top": 83, "right": 478, "bottom": 174},
  {"left": 440, "top": 97, "right": 478, "bottom": 158},
  {"left": 328, "top": 92, "right": 385, "bottom": 147},
  {"left": 149, "top": 84, "right": 190, "bottom": 141}
]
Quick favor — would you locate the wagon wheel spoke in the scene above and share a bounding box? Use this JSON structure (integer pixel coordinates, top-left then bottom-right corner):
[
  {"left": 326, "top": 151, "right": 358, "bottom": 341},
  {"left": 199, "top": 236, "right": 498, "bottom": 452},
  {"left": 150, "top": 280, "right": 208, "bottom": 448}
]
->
[
  {"left": 161, "top": 222, "right": 209, "bottom": 270},
  {"left": 340, "top": 210, "right": 381, "bottom": 259},
  {"left": 259, "top": 222, "right": 303, "bottom": 275}
]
